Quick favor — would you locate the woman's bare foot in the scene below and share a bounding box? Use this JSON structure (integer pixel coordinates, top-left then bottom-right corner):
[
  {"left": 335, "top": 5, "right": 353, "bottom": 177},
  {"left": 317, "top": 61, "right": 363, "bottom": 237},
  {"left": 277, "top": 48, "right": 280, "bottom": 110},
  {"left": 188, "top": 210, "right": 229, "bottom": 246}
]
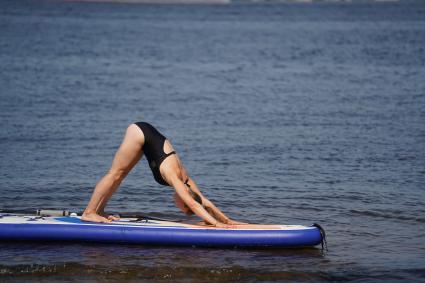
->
[
  {"left": 99, "top": 211, "right": 120, "bottom": 221},
  {"left": 81, "top": 212, "right": 111, "bottom": 223},
  {"left": 109, "top": 215, "right": 120, "bottom": 221}
]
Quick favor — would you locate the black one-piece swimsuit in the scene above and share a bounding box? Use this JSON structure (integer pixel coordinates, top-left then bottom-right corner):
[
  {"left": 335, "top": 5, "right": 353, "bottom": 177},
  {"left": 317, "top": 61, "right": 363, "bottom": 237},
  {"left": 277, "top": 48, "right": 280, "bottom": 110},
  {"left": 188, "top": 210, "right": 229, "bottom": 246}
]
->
[{"left": 134, "top": 122, "right": 176, "bottom": 186}]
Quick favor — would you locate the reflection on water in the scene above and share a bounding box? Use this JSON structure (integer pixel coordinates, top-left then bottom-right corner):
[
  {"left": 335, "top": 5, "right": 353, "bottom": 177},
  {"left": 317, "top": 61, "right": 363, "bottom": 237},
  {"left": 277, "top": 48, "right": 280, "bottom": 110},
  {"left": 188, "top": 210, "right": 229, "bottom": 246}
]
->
[
  {"left": 2, "top": 242, "right": 422, "bottom": 282},
  {"left": 0, "top": 242, "right": 325, "bottom": 281}
]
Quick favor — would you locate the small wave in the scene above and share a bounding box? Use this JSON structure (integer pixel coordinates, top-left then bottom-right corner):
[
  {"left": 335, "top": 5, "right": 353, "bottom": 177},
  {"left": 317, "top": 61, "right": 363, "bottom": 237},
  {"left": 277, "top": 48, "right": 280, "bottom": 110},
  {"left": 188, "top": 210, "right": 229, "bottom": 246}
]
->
[{"left": 349, "top": 209, "right": 425, "bottom": 224}]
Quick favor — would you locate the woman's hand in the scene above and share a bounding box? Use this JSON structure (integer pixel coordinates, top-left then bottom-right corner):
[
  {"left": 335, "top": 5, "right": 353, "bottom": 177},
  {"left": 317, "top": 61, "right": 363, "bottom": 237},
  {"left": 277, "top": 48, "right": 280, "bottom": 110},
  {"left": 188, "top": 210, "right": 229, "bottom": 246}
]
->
[
  {"left": 214, "top": 222, "right": 237, "bottom": 229},
  {"left": 226, "top": 219, "right": 249, "bottom": 225}
]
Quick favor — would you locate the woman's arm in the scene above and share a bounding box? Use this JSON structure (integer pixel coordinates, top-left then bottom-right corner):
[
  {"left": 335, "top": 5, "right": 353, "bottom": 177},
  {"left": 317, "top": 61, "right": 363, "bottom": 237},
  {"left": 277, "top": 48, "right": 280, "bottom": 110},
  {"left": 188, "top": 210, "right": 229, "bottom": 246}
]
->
[
  {"left": 170, "top": 177, "right": 224, "bottom": 226},
  {"left": 185, "top": 177, "right": 239, "bottom": 224}
]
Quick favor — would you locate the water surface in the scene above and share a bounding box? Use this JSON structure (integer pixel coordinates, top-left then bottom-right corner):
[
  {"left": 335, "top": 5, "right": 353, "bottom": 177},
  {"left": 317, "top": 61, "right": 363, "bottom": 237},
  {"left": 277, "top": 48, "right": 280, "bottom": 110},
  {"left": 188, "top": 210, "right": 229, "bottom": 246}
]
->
[{"left": 0, "top": 1, "right": 424, "bottom": 282}]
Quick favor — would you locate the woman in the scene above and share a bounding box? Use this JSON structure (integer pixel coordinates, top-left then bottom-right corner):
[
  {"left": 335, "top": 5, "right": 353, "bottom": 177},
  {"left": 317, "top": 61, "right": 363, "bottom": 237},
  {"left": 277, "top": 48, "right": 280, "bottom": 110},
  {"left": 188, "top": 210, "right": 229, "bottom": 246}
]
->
[{"left": 82, "top": 122, "right": 244, "bottom": 228}]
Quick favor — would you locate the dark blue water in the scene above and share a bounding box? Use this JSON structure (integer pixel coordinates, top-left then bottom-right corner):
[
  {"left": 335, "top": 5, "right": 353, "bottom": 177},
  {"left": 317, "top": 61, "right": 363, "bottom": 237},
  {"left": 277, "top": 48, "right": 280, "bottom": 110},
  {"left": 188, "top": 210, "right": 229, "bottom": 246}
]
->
[{"left": 1, "top": 0, "right": 425, "bottom": 282}]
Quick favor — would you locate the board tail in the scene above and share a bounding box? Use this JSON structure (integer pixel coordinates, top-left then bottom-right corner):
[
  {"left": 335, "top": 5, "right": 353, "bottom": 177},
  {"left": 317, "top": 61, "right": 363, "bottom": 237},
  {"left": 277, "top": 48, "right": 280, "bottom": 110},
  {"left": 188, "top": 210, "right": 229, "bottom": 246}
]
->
[
  {"left": 0, "top": 209, "right": 72, "bottom": 217},
  {"left": 0, "top": 209, "right": 181, "bottom": 222}
]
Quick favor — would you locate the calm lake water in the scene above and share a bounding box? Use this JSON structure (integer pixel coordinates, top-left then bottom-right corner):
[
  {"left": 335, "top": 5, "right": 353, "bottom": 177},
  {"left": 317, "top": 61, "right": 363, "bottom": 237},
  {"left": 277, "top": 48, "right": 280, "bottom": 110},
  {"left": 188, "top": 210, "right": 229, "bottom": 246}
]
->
[{"left": 1, "top": 0, "right": 425, "bottom": 282}]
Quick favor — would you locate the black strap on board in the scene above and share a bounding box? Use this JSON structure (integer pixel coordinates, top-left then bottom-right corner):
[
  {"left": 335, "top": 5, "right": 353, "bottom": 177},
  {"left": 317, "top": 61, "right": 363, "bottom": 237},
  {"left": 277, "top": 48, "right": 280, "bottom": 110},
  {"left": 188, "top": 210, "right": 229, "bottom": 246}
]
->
[{"left": 312, "top": 223, "right": 328, "bottom": 252}]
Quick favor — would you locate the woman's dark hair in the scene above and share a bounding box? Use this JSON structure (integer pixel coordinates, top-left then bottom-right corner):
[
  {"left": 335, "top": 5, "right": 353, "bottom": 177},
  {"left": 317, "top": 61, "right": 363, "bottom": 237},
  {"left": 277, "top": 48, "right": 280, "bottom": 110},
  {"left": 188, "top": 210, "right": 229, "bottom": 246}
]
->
[{"left": 189, "top": 190, "right": 202, "bottom": 205}]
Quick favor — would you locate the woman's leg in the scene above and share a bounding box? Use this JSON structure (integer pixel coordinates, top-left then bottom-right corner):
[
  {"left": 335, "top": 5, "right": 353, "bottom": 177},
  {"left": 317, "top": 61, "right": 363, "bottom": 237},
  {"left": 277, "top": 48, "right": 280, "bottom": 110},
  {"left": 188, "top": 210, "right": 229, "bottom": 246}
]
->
[{"left": 82, "top": 124, "right": 144, "bottom": 223}]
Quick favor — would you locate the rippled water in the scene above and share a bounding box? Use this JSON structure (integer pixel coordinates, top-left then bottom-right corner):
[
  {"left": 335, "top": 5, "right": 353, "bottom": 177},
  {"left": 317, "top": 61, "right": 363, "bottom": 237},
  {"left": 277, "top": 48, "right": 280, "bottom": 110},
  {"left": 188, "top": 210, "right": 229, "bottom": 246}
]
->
[{"left": 1, "top": 0, "right": 425, "bottom": 282}]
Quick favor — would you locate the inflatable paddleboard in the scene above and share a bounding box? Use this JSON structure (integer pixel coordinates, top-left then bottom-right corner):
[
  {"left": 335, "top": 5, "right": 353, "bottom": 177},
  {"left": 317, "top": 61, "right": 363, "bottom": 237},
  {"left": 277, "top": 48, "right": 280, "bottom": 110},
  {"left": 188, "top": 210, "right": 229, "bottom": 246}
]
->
[{"left": 0, "top": 214, "right": 325, "bottom": 248}]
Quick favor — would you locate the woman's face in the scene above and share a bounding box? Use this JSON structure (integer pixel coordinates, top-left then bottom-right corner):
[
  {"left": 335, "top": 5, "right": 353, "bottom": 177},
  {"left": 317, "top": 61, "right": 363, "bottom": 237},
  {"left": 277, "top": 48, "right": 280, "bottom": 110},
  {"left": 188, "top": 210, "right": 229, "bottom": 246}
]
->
[{"left": 174, "top": 192, "right": 193, "bottom": 215}]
